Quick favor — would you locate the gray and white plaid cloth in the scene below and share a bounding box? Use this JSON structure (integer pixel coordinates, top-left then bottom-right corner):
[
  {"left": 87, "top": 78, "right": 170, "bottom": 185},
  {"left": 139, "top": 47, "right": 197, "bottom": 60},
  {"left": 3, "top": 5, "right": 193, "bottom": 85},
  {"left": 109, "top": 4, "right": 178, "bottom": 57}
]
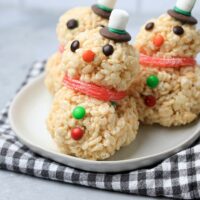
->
[{"left": 0, "top": 62, "right": 200, "bottom": 199}]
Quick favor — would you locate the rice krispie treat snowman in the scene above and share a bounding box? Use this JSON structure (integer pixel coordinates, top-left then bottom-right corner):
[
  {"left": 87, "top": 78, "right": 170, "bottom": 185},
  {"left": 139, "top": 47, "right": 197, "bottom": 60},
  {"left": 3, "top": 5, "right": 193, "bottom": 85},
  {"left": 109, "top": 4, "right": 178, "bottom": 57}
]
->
[
  {"left": 131, "top": 0, "right": 200, "bottom": 127},
  {"left": 45, "top": 0, "right": 117, "bottom": 95},
  {"left": 47, "top": 10, "right": 140, "bottom": 160}
]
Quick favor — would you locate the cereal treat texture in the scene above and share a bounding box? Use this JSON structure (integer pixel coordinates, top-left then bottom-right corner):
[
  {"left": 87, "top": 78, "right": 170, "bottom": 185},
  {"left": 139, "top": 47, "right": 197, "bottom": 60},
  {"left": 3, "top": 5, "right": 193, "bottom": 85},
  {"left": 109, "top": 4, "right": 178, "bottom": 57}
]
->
[
  {"left": 57, "top": 7, "right": 108, "bottom": 45},
  {"left": 135, "top": 14, "right": 200, "bottom": 58},
  {"left": 61, "top": 28, "right": 139, "bottom": 91},
  {"left": 131, "top": 14, "right": 200, "bottom": 127},
  {"left": 45, "top": 7, "right": 109, "bottom": 95},
  {"left": 47, "top": 88, "right": 139, "bottom": 160},
  {"left": 45, "top": 53, "right": 64, "bottom": 95},
  {"left": 47, "top": 26, "right": 140, "bottom": 160},
  {"left": 45, "top": 28, "right": 139, "bottom": 95},
  {"left": 131, "top": 66, "right": 200, "bottom": 127}
]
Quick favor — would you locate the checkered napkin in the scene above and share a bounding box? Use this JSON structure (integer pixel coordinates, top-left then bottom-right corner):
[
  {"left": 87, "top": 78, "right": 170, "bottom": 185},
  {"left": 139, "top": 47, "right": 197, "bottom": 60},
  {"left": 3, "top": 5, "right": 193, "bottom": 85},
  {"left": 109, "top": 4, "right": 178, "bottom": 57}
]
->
[{"left": 0, "top": 62, "right": 200, "bottom": 199}]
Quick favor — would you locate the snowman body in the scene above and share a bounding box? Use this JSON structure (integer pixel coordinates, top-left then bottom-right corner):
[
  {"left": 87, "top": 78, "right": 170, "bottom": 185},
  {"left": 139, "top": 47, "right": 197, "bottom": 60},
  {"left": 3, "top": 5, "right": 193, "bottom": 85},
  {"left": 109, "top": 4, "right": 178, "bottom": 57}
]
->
[
  {"left": 47, "top": 28, "right": 140, "bottom": 160},
  {"left": 48, "top": 88, "right": 138, "bottom": 160},
  {"left": 131, "top": 14, "right": 200, "bottom": 127}
]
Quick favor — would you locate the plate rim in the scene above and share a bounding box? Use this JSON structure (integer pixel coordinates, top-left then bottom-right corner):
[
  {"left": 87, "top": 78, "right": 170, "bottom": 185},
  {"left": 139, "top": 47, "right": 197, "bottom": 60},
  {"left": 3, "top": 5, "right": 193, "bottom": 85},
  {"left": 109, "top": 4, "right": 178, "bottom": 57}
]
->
[{"left": 8, "top": 74, "right": 200, "bottom": 172}]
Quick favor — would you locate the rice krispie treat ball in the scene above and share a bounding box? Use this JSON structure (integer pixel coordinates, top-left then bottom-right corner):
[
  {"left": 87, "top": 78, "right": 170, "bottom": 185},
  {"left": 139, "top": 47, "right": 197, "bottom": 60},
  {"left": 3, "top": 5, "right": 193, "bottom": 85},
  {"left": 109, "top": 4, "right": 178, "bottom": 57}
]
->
[
  {"left": 45, "top": 53, "right": 64, "bottom": 95},
  {"left": 45, "top": 0, "right": 117, "bottom": 95},
  {"left": 130, "top": 0, "right": 200, "bottom": 127},
  {"left": 47, "top": 10, "right": 140, "bottom": 160}
]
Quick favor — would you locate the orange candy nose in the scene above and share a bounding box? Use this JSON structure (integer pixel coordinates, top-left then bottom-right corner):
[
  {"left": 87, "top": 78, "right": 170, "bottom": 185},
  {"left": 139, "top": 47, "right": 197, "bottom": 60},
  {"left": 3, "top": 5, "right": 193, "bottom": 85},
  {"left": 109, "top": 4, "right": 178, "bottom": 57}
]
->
[
  {"left": 153, "top": 34, "right": 165, "bottom": 47},
  {"left": 82, "top": 50, "right": 96, "bottom": 63}
]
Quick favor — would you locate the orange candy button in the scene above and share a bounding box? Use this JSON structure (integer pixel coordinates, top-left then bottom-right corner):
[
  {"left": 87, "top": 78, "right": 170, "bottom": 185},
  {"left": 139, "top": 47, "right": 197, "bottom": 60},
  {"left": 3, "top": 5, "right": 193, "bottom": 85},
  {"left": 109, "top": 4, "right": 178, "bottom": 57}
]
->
[
  {"left": 153, "top": 34, "right": 164, "bottom": 47},
  {"left": 82, "top": 50, "right": 96, "bottom": 63}
]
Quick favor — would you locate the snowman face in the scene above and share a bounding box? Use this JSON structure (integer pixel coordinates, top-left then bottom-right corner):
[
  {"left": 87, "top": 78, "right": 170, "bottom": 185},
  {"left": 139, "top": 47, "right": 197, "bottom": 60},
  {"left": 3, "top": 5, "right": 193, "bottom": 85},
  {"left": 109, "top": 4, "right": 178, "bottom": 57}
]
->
[
  {"left": 135, "top": 14, "right": 200, "bottom": 58},
  {"left": 61, "top": 28, "right": 139, "bottom": 91},
  {"left": 56, "top": 7, "right": 108, "bottom": 46}
]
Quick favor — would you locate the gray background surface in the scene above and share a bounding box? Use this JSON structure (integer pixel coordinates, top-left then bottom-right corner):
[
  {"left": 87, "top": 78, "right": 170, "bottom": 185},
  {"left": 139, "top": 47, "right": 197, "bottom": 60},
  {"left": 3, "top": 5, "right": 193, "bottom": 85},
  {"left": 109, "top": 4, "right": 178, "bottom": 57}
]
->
[{"left": 0, "top": 0, "right": 199, "bottom": 199}]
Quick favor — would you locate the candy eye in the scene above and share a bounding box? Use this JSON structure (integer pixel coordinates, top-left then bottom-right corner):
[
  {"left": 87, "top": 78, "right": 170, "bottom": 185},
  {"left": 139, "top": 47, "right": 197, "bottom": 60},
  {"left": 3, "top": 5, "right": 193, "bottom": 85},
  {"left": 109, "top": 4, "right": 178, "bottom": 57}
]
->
[
  {"left": 99, "top": 24, "right": 105, "bottom": 28},
  {"left": 67, "top": 19, "right": 78, "bottom": 29},
  {"left": 145, "top": 22, "right": 154, "bottom": 31},
  {"left": 103, "top": 44, "right": 114, "bottom": 56},
  {"left": 71, "top": 40, "right": 80, "bottom": 52},
  {"left": 173, "top": 26, "right": 184, "bottom": 35}
]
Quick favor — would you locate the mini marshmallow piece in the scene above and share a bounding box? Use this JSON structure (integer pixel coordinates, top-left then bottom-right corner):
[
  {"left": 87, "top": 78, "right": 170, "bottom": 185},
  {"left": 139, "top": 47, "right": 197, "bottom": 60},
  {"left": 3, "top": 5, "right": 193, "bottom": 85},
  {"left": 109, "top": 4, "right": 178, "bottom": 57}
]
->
[
  {"left": 97, "top": 0, "right": 117, "bottom": 9},
  {"left": 108, "top": 9, "right": 129, "bottom": 31},
  {"left": 176, "top": 0, "right": 196, "bottom": 13}
]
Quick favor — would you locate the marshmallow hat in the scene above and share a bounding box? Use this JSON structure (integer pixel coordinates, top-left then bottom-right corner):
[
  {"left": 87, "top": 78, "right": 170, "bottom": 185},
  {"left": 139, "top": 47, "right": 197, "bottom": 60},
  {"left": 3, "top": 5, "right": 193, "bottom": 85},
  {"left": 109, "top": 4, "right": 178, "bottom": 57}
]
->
[
  {"left": 92, "top": 0, "right": 117, "bottom": 19},
  {"left": 168, "top": 0, "right": 198, "bottom": 25},
  {"left": 100, "top": 9, "right": 131, "bottom": 42},
  {"left": 175, "top": 0, "right": 196, "bottom": 15}
]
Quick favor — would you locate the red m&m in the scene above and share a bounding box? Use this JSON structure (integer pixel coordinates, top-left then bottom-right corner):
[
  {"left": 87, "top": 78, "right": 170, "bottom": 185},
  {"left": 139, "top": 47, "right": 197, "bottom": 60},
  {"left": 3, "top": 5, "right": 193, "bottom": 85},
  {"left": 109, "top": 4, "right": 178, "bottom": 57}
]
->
[
  {"left": 153, "top": 34, "right": 164, "bottom": 47},
  {"left": 144, "top": 95, "right": 156, "bottom": 107},
  {"left": 82, "top": 50, "right": 96, "bottom": 63},
  {"left": 71, "top": 127, "right": 85, "bottom": 140}
]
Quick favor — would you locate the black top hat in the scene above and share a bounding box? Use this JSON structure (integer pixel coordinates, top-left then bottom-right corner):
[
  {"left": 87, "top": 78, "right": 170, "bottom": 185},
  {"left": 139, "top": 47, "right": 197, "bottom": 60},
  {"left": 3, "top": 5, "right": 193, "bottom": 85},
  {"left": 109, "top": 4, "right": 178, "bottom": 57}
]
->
[
  {"left": 168, "top": 0, "right": 198, "bottom": 25},
  {"left": 100, "top": 9, "right": 131, "bottom": 43},
  {"left": 92, "top": 0, "right": 117, "bottom": 19}
]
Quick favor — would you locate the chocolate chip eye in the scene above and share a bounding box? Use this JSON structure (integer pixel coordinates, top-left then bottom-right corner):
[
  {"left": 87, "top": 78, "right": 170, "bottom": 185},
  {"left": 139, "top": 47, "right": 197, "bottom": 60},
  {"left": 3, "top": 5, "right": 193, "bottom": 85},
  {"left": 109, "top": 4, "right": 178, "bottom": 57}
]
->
[
  {"left": 71, "top": 40, "right": 80, "bottom": 52},
  {"left": 173, "top": 26, "right": 184, "bottom": 35},
  {"left": 103, "top": 44, "right": 114, "bottom": 56},
  {"left": 99, "top": 24, "right": 105, "bottom": 28},
  {"left": 67, "top": 19, "right": 78, "bottom": 29},
  {"left": 145, "top": 22, "right": 154, "bottom": 31}
]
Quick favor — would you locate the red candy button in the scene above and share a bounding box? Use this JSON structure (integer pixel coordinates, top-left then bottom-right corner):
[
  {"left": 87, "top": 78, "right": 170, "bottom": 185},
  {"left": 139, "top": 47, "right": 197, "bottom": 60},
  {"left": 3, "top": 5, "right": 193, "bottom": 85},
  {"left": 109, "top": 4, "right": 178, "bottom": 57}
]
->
[
  {"left": 144, "top": 95, "right": 156, "bottom": 107},
  {"left": 71, "top": 127, "right": 84, "bottom": 140},
  {"left": 153, "top": 34, "right": 164, "bottom": 47},
  {"left": 82, "top": 50, "right": 96, "bottom": 63}
]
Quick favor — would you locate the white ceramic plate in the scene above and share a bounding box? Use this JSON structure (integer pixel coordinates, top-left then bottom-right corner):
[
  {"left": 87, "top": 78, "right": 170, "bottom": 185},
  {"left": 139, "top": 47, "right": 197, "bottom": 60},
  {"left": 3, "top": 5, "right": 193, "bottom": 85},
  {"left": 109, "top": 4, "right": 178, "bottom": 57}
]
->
[{"left": 9, "top": 74, "right": 200, "bottom": 173}]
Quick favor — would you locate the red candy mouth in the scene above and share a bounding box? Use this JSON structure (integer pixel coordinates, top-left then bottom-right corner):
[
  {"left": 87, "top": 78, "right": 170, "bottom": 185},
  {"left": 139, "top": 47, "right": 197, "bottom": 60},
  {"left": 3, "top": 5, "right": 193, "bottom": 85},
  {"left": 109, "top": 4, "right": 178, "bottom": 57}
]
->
[{"left": 140, "top": 54, "right": 196, "bottom": 68}]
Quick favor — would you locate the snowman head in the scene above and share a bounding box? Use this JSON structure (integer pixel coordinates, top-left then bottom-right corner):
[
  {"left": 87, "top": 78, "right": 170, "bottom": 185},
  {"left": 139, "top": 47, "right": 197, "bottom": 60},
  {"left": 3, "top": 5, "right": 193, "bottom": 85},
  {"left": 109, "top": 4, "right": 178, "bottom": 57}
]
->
[
  {"left": 135, "top": 15, "right": 200, "bottom": 58},
  {"left": 57, "top": 0, "right": 117, "bottom": 45},
  {"left": 61, "top": 10, "right": 139, "bottom": 91},
  {"left": 135, "top": 0, "right": 200, "bottom": 58}
]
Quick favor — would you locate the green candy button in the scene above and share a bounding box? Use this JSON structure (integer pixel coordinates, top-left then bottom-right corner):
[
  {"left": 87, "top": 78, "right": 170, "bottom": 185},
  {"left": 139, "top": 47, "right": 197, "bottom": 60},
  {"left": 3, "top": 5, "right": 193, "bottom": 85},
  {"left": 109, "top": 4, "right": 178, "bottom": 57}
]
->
[
  {"left": 72, "top": 106, "right": 86, "bottom": 120},
  {"left": 111, "top": 101, "right": 117, "bottom": 107},
  {"left": 146, "top": 75, "right": 159, "bottom": 89}
]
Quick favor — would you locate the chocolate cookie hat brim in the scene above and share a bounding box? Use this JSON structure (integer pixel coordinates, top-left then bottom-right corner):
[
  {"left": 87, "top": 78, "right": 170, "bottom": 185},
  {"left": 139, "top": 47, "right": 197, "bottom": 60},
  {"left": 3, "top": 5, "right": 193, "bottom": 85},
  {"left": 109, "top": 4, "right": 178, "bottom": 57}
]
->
[
  {"left": 92, "top": 4, "right": 112, "bottom": 19},
  {"left": 100, "top": 27, "right": 131, "bottom": 42},
  {"left": 100, "top": 9, "right": 131, "bottom": 43},
  {"left": 168, "top": 9, "right": 197, "bottom": 25}
]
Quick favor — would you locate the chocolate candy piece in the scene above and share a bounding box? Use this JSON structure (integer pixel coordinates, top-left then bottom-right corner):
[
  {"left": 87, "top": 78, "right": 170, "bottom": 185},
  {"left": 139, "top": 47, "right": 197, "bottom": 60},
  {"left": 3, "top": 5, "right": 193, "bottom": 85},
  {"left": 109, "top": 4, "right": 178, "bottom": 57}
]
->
[
  {"left": 145, "top": 22, "right": 154, "bottom": 31},
  {"left": 110, "top": 101, "right": 117, "bottom": 107},
  {"left": 92, "top": 5, "right": 111, "bottom": 19},
  {"left": 144, "top": 95, "right": 156, "bottom": 107},
  {"left": 71, "top": 127, "right": 84, "bottom": 140},
  {"left": 168, "top": 10, "right": 197, "bottom": 25},
  {"left": 103, "top": 44, "right": 114, "bottom": 56},
  {"left": 146, "top": 75, "right": 159, "bottom": 89},
  {"left": 71, "top": 40, "right": 80, "bottom": 52},
  {"left": 82, "top": 50, "right": 96, "bottom": 63},
  {"left": 173, "top": 26, "right": 184, "bottom": 35},
  {"left": 72, "top": 106, "right": 86, "bottom": 119},
  {"left": 67, "top": 19, "right": 78, "bottom": 29},
  {"left": 99, "top": 24, "right": 105, "bottom": 28}
]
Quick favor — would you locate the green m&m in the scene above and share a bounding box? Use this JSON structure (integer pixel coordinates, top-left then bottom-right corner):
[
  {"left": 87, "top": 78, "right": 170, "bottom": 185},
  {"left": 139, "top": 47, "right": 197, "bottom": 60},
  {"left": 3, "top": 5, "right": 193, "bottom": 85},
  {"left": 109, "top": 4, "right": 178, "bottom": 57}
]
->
[
  {"left": 72, "top": 106, "right": 86, "bottom": 120},
  {"left": 146, "top": 75, "right": 159, "bottom": 89}
]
